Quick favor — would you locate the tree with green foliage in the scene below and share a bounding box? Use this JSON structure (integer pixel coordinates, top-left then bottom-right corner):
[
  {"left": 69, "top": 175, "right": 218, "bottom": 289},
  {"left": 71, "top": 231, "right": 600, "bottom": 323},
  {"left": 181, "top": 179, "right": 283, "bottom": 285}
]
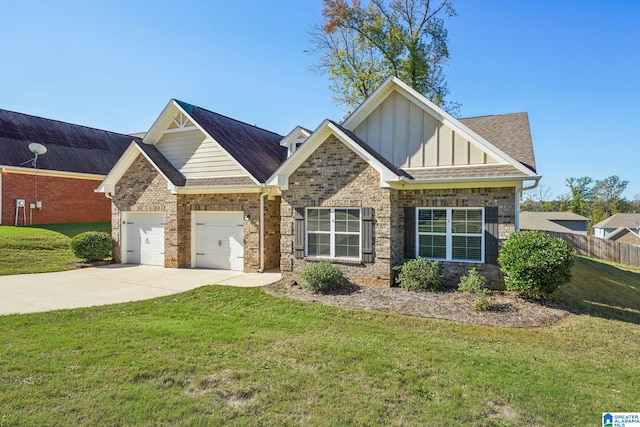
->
[
  {"left": 564, "top": 176, "right": 593, "bottom": 217},
  {"left": 311, "top": 0, "right": 457, "bottom": 113},
  {"left": 591, "top": 175, "right": 629, "bottom": 222}
]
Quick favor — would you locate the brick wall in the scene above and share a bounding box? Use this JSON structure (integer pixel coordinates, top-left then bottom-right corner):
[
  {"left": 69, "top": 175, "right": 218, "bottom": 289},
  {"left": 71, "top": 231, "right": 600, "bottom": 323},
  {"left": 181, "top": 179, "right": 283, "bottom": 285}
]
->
[
  {"left": 281, "top": 135, "right": 393, "bottom": 287},
  {"left": 391, "top": 187, "right": 516, "bottom": 288},
  {"left": 279, "top": 134, "right": 517, "bottom": 288},
  {"left": 177, "top": 193, "right": 281, "bottom": 272},
  {"left": 111, "top": 154, "right": 280, "bottom": 272},
  {"left": 1, "top": 172, "right": 110, "bottom": 225},
  {"left": 111, "top": 154, "right": 177, "bottom": 265}
]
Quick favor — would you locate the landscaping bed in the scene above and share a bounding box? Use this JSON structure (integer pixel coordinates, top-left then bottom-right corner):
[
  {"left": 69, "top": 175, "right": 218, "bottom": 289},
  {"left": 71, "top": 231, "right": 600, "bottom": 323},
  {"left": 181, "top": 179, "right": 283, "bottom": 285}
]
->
[{"left": 264, "top": 281, "right": 569, "bottom": 328}]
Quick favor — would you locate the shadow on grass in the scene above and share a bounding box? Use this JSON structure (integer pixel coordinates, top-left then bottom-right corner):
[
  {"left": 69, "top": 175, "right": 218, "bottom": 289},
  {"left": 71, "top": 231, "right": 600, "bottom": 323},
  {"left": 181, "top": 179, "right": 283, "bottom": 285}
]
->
[{"left": 555, "top": 257, "right": 640, "bottom": 325}]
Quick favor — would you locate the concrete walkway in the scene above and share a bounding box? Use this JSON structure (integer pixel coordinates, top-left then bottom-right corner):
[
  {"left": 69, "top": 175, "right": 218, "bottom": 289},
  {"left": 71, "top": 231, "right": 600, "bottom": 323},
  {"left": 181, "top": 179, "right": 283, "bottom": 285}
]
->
[{"left": 0, "top": 264, "right": 281, "bottom": 315}]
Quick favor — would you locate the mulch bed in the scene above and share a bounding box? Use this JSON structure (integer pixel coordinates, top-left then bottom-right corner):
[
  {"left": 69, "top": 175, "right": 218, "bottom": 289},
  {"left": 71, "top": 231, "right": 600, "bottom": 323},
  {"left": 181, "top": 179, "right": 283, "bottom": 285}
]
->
[{"left": 263, "top": 281, "right": 570, "bottom": 328}]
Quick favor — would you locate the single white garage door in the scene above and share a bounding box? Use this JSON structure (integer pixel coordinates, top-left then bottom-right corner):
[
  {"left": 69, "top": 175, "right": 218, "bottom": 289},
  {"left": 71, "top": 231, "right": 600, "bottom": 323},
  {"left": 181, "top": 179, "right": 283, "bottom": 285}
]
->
[
  {"left": 125, "top": 212, "right": 165, "bottom": 266},
  {"left": 193, "top": 211, "right": 244, "bottom": 271}
]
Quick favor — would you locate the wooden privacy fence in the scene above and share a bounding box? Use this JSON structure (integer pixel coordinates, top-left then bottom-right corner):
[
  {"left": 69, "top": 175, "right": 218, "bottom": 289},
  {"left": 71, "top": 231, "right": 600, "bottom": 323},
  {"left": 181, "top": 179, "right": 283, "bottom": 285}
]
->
[{"left": 543, "top": 231, "right": 640, "bottom": 267}]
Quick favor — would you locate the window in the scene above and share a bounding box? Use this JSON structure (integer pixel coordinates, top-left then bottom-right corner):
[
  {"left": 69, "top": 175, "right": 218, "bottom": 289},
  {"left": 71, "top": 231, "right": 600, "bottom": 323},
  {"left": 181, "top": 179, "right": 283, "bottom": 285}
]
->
[
  {"left": 417, "top": 208, "right": 483, "bottom": 262},
  {"left": 307, "top": 208, "right": 361, "bottom": 259}
]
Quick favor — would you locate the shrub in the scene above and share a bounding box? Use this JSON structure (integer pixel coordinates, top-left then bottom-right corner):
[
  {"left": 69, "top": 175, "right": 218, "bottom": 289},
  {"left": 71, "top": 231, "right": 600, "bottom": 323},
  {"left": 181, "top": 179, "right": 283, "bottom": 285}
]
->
[
  {"left": 458, "top": 268, "right": 492, "bottom": 311},
  {"left": 473, "top": 288, "right": 491, "bottom": 311},
  {"left": 498, "top": 230, "right": 575, "bottom": 298},
  {"left": 70, "top": 231, "right": 112, "bottom": 262},
  {"left": 393, "top": 258, "right": 443, "bottom": 291},
  {"left": 300, "top": 262, "right": 344, "bottom": 293},
  {"left": 457, "top": 268, "right": 488, "bottom": 293}
]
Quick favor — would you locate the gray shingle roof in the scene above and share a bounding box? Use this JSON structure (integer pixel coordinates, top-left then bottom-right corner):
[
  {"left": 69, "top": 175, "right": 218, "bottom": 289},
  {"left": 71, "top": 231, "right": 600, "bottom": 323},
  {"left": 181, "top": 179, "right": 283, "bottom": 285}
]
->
[
  {"left": 405, "top": 164, "right": 527, "bottom": 180},
  {"left": 460, "top": 112, "right": 536, "bottom": 173},
  {"left": 175, "top": 100, "right": 287, "bottom": 183},
  {"left": 184, "top": 176, "right": 255, "bottom": 187},
  {"left": 593, "top": 213, "right": 640, "bottom": 229},
  {"left": 520, "top": 211, "right": 590, "bottom": 234},
  {"left": 0, "top": 108, "right": 135, "bottom": 175}
]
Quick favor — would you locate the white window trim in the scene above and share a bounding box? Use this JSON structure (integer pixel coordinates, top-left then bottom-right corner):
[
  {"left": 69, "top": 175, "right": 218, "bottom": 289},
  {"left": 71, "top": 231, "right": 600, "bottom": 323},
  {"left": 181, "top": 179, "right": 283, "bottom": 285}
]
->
[
  {"left": 305, "top": 207, "right": 362, "bottom": 260},
  {"left": 415, "top": 207, "right": 485, "bottom": 263}
]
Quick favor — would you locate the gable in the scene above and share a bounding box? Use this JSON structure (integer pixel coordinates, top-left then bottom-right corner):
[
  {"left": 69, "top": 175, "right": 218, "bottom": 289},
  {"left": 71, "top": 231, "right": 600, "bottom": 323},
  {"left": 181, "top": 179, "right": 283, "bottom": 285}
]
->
[
  {"left": 352, "top": 90, "right": 501, "bottom": 169},
  {"left": 144, "top": 100, "right": 285, "bottom": 184},
  {"left": 155, "top": 127, "right": 246, "bottom": 179}
]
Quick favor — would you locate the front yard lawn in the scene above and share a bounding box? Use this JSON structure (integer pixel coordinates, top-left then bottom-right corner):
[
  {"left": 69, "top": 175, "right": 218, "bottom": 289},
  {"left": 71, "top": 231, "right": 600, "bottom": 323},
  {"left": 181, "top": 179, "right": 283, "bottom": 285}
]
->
[
  {"left": 0, "top": 255, "right": 639, "bottom": 426},
  {"left": 0, "top": 222, "right": 110, "bottom": 275}
]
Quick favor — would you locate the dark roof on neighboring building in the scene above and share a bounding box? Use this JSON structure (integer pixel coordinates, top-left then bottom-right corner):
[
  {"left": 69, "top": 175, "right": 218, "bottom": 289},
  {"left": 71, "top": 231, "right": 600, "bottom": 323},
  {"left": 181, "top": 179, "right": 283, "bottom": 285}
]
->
[
  {"left": 593, "top": 213, "right": 640, "bottom": 229},
  {"left": 175, "top": 100, "right": 287, "bottom": 183},
  {"left": 0, "top": 108, "right": 136, "bottom": 175},
  {"left": 460, "top": 112, "right": 536, "bottom": 173}
]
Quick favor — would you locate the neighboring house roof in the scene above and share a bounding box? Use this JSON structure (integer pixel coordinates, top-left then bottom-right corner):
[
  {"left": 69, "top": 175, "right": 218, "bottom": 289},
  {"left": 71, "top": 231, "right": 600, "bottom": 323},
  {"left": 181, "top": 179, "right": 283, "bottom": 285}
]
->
[
  {"left": 0, "top": 108, "right": 135, "bottom": 176},
  {"left": 460, "top": 112, "right": 536, "bottom": 172},
  {"left": 593, "top": 213, "right": 640, "bottom": 229},
  {"left": 519, "top": 211, "right": 590, "bottom": 234},
  {"left": 604, "top": 227, "right": 640, "bottom": 242},
  {"left": 174, "top": 100, "right": 286, "bottom": 183}
]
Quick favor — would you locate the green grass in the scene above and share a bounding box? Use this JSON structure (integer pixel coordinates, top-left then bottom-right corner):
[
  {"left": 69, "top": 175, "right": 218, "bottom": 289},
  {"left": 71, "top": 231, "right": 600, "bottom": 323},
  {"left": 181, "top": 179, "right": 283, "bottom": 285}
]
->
[
  {"left": 0, "top": 223, "right": 110, "bottom": 275},
  {"left": 0, "top": 257, "right": 638, "bottom": 426}
]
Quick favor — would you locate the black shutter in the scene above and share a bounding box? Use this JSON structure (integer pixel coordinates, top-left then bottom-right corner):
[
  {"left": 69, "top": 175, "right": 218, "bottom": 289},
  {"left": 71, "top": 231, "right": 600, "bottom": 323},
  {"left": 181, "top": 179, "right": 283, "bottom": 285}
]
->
[
  {"left": 294, "top": 207, "right": 305, "bottom": 259},
  {"left": 404, "top": 207, "right": 416, "bottom": 259},
  {"left": 484, "top": 206, "right": 499, "bottom": 265},
  {"left": 362, "top": 208, "right": 374, "bottom": 263}
]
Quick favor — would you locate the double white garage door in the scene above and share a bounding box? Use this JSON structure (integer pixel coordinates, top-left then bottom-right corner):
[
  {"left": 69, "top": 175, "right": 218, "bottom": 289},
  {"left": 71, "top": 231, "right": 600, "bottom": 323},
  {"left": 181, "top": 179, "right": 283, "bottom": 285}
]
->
[{"left": 123, "top": 211, "right": 244, "bottom": 271}]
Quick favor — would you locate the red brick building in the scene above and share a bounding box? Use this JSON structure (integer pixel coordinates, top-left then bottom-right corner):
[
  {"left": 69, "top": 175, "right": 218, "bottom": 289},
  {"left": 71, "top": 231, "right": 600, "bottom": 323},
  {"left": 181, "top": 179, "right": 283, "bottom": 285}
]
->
[{"left": 0, "top": 109, "right": 136, "bottom": 225}]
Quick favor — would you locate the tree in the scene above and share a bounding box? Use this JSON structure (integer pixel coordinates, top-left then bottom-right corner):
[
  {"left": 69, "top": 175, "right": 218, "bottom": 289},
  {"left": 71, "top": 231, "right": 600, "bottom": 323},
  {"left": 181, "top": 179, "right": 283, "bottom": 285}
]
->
[
  {"left": 311, "top": 0, "right": 457, "bottom": 113},
  {"left": 591, "top": 175, "right": 629, "bottom": 221},
  {"left": 564, "top": 177, "right": 593, "bottom": 216},
  {"left": 522, "top": 185, "right": 553, "bottom": 212}
]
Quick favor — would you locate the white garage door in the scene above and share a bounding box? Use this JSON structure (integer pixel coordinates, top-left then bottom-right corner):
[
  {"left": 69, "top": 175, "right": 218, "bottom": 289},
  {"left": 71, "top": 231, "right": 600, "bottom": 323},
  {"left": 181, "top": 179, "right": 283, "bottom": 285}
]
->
[
  {"left": 193, "top": 211, "right": 244, "bottom": 271},
  {"left": 125, "top": 212, "right": 165, "bottom": 266}
]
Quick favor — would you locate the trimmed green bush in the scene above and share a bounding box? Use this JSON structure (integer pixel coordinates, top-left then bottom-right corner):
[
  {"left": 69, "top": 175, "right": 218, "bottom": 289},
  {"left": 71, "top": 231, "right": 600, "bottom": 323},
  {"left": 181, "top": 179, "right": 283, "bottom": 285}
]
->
[
  {"left": 300, "top": 262, "right": 344, "bottom": 293},
  {"left": 473, "top": 288, "right": 491, "bottom": 311},
  {"left": 70, "top": 231, "right": 112, "bottom": 262},
  {"left": 457, "top": 268, "right": 488, "bottom": 293},
  {"left": 458, "top": 268, "right": 492, "bottom": 311},
  {"left": 498, "top": 230, "right": 575, "bottom": 298},
  {"left": 394, "top": 258, "right": 443, "bottom": 291}
]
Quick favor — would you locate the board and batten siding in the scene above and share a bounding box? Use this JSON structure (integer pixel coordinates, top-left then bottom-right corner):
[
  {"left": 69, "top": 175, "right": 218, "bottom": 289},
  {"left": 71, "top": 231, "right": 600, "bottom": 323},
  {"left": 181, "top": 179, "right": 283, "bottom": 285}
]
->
[
  {"left": 156, "top": 129, "right": 246, "bottom": 178},
  {"left": 353, "top": 90, "right": 499, "bottom": 168}
]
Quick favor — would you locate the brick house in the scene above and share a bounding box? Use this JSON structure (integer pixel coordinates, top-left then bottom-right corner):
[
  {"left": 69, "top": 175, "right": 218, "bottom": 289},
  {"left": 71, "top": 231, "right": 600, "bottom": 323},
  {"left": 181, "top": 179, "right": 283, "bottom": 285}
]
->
[
  {"left": 98, "top": 77, "right": 540, "bottom": 287},
  {"left": 0, "top": 109, "right": 135, "bottom": 225}
]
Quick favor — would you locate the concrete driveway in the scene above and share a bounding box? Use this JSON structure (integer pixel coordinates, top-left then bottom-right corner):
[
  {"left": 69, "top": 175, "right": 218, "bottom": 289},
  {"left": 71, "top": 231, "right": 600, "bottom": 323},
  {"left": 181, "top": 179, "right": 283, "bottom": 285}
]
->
[{"left": 0, "top": 264, "right": 281, "bottom": 315}]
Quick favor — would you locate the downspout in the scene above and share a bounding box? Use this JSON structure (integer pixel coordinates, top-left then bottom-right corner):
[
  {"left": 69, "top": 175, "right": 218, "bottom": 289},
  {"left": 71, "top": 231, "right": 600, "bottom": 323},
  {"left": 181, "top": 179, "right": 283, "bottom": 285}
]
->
[
  {"left": 258, "top": 188, "right": 272, "bottom": 273},
  {"left": 514, "top": 183, "right": 522, "bottom": 231}
]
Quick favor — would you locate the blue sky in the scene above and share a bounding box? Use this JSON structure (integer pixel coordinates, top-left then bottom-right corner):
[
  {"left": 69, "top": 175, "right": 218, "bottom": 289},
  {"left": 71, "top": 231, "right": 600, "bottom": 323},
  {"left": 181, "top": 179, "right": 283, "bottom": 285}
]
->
[{"left": 1, "top": 1, "right": 638, "bottom": 199}]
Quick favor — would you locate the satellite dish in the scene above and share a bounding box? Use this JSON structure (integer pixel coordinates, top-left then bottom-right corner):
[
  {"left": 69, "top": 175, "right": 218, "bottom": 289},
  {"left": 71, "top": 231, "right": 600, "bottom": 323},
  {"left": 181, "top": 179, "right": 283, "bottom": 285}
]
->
[
  {"left": 20, "top": 142, "right": 48, "bottom": 168},
  {"left": 29, "top": 143, "right": 47, "bottom": 155}
]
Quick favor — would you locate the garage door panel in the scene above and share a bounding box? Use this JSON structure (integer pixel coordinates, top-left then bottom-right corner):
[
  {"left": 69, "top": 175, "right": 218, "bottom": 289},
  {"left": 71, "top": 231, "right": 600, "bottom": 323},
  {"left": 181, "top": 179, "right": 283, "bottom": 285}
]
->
[
  {"left": 194, "top": 212, "right": 244, "bottom": 271},
  {"left": 125, "top": 213, "right": 165, "bottom": 266}
]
